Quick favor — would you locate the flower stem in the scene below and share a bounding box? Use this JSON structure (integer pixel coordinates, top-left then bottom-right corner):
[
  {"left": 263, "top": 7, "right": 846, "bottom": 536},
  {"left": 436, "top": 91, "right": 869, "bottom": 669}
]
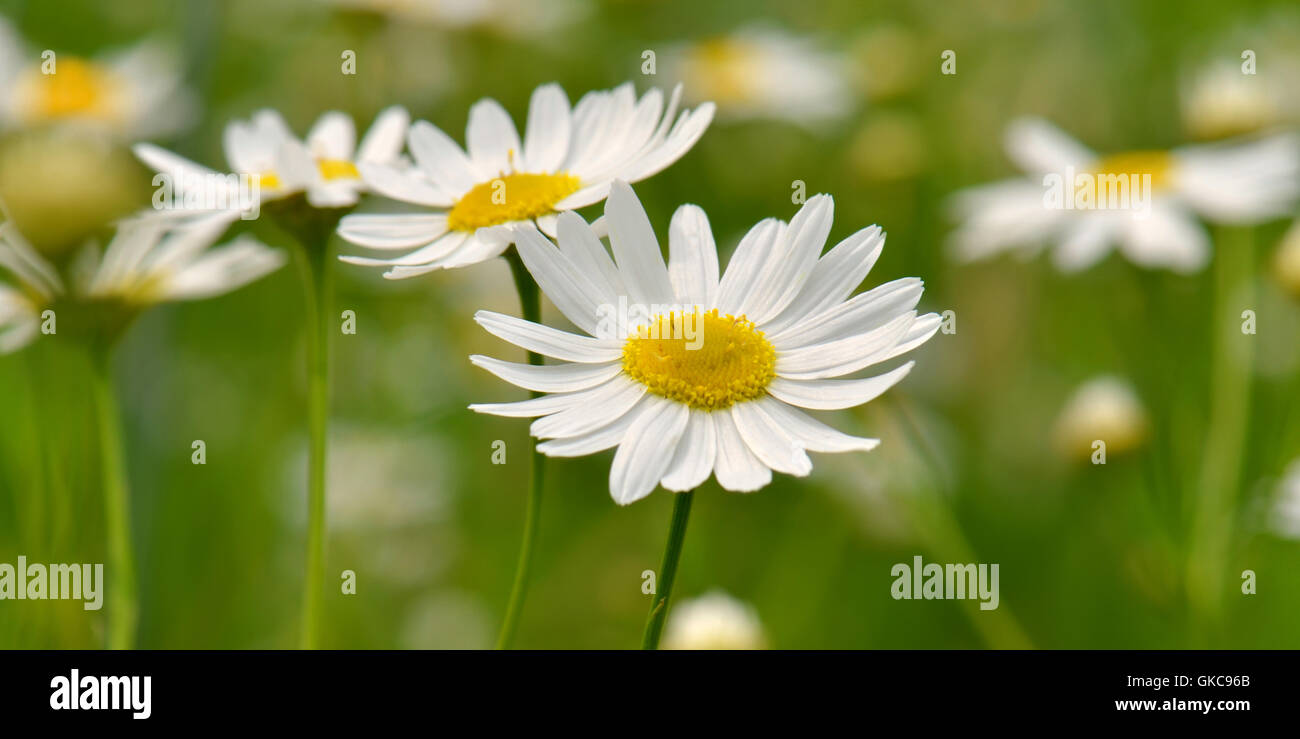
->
[
  {"left": 89, "top": 348, "right": 137, "bottom": 650},
  {"left": 496, "top": 247, "right": 547, "bottom": 649},
  {"left": 642, "top": 491, "right": 695, "bottom": 650},
  {"left": 295, "top": 237, "right": 333, "bottom": 650},
  {"left": 1187, "top": 226, "right": 1255, "bottom": 643}
]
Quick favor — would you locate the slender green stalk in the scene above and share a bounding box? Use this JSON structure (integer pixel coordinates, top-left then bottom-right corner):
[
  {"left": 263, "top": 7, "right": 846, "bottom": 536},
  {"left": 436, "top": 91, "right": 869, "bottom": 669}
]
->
[
  {"left": 89, "top": 348, "right": 137, "bottom": 650},
  {"left": 496, "top": 247, "right": 547, "bottom": 649},
  {"left": 642, "top": 491, "right": 695, "bottom": 650},
  {"left": 295, "top": 237, "right": 333, "bottom": 649},
  {"left": 1186, "top": 226, "right": 1255, "bottom": 642}
]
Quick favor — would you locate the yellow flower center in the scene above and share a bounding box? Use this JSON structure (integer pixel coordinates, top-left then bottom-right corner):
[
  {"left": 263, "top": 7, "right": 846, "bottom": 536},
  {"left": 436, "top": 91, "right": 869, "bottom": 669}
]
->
[
  {"left": 689, "top": 38, "right": 760, "bottom": 103},
  {"left": 255, "top": 171, "right": 282, "bottom": 190},
  {"left": 317, "top": 158, "right": 360, "bottom": 181},
  {"left": 446, "top": 172, "right": 581, "bottom": 231},
  {"left": 621, "top": 309, "right": 776, "bottom": 411},
  {"left": 22, "top": 57, "right": 122, "bottom": 123},
  {"left": 1089, "top": 150, "right": 1174, "bottom": 190}
]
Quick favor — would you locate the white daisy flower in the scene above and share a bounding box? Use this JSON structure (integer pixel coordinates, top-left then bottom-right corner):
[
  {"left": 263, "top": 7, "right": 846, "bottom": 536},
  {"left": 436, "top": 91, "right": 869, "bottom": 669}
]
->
[
  {"left": 1053, "top": 376, "right": 1149, "bottom": 461},
  {"left": 468, "top": 181, "right": 939, "bottom": 505},
  {"left": 663, "top": 590, "right": 766, "bottom": 650},
  {"left": 0, "top": 16, "right": 195, "bottom": 139},
  {"left": 662, "top": 27, "right": 853, "bottom": 127},
  {"left": 1272, "top": 458, "right": 1300, "bottom": 539},
  {"left": 133, "top": 106, "right": 410, "bottom": 213},
  {"left": 320, "top": 0, "right": 589, "bottom": 38},
  {"left": 0, "top": 211, "right": 284, "bottom": 353},
  {"left": 949, "top": 118, "right": 1300, "bottom": 273},
  {"left": 337, "top": 82, "right": 714, "bottom": 278}
]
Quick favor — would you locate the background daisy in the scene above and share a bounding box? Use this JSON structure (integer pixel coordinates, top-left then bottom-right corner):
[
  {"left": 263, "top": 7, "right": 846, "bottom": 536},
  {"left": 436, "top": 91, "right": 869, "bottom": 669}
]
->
[{"left": 338, "top": 82, "right": 714, "bottom": 278}]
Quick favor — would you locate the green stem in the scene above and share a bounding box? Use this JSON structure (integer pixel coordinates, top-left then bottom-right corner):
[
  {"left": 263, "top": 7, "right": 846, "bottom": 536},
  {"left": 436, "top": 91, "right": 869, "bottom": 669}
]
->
[
  {"left": 295, "top": 237, "right": 333, "bottom": 650},
  {"left": 496, "top": 247, "right": 546, "bottom": 649},
  {"left": 1186, "top": 226, "right": 1255, "bottom": 643},
  {"left": 89, "top": 348, "right": 137, "bottom": 650},
  {"left": 642, "top": 491, "right": 695, "bottom": 650}
]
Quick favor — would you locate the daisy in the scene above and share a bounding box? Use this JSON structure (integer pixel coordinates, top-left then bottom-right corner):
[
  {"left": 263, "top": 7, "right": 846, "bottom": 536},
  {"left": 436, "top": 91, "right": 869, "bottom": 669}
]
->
[
  {"left": 662, "top": 26, "right": 853, "bottom": 127},
  {"left": 1052, "top": 376, "right": 1149, "bottom": 462},
  {"left": 0, "top": 16, "right": 195, "bottom": 139},
  {"left": 320, "top": 0, "right": 589, "bottom": 38},
  {"left": 469, "top": 181, "right": 939, "bottom": 505},
  {"left": 948, "top": 117, "right": 1300, "bottom": 273},
  {"left": 0, "top": 210, "right": 284, "bottom": 354},
  {"left": 133, "top": 106, "right": 410, "bottom": 213},
  {"left": 663, "top": 590, "right": 766, "bottom": 650},
  {"left": 1272, "top": 458, "right": 1300, "bottom": 539},
  {"left": 337, "top": 82, "right": 714, "bottom": 278}
]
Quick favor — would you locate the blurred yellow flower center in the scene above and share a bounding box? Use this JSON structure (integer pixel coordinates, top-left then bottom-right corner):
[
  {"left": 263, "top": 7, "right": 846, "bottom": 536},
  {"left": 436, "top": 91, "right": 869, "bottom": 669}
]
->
[
  {"left": 317, "top": 158, "right": 359, "bottom": 181},
  {"left": 256, "top": 171, "right": 282, "bottom": 190},
  {"left": 622, "top": 309, "right": 776, "bottom": 411},
  {"left": 1089, "top": 151, "right": 1174, "bottom": 190},
  {"left": 24, "top": 57, "right": 122, "bottom": 122},
  {"left": 447, "top": 172, "right": 581, "bottom": 231},
  {"left": 689, "top": 38, "right": 760, "bottom": 102}
]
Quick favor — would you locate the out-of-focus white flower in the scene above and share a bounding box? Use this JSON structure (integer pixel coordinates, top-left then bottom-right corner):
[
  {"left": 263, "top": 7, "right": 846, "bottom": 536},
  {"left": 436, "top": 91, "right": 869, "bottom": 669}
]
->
[
  {"left": 663, "top": 27, "right": 853, "bottom": 127},
  {"left": 1181, "top": 60, "right": 1288, "bottom": 141},
  {"left": 1274, "top": 220, "right": 1300, "bottom": 298},
  {"left": 1272, "top": 458, "right": 1300, "bottom": 539},
  {"left": 1053, "top": 376, "right": 1149, "bottom": 461},
  {"left": 134, "top": 107, "right": 409, "bottom": 213},
  {"left": 0, "top": 212, "right": 284, "bottom": 353},
  {"left": 663, "top": 590, "right": 766, "bottom": 650},
  {"left": 338, "top": 82, "right": 713, "bottom": 278},
  {"left": 0, "top": 16, "right": 195, "bottom": 139},
  {"left": 469, "top": 182, "right": 938, "bottom": 505},
  {"left": 949, "top": 118, "right": 1300, "bottom": 273},
  {"left": 319, "top": 0, "right": 588, "bottom": 38}
]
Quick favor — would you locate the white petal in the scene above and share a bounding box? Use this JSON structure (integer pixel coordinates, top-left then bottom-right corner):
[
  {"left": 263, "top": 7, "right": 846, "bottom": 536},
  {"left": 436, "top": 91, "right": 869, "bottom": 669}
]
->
[
  {"left": 1117, "top": 204, "right": 1210, "bottom": 273},
  {"left": 555, "top": 210, "right": 624, "bottom": 302},
  {"left": 469, "top": 391, "right": 592, "bottom": 418},
  {"left": 475, "top": 309, "right": 623, "bottom": 363},
  {"left": 714, "top": 218, "right": 785, "bottom": 316},
  {"left": 609, "top": 396, "right": 690, "bottom": 505},
  {"left": 356, "top": 106, "right": 410, "bottom": 164},
  {"left": 744, "top": 194, "right": 834, "bottom": 323},
  {"left": 536, "top": 395, "right": 650, "bottom": 457},
  {"left": 531, "top": 375, "right": 646, "bottom": 439},
  {"left": 341, "top": 230, "right": 466, "bottom": 267},
  {"left": 407, "top": 120, "right": 479, "bottom": 195},
  {"left": 357, "top": 161, "right": 455, "bottom": 207},
  {"left": 605, "top": 180, "right": 674, "bottom": 306},
  {"left": 522, "top": 83, "right": 571, "bottom": 174},
  {"left": 767, "top": 362, "right": 915, "bottom": 411},
  {"left": 1052, "top": 215, "right": 1116, "bottom": 273},
  {"left": 660, "top": 412, "right": 717, "bottom": 492},
  {"left": 732, "top": 401, "right": 812, "bottom": 477},
  {"left": 711, "top": 410, "right": 772, "bottom": 492},
  {"left": 1005, "top": 117, "right": 1095, "bottom": 176},
  {"left": 762, "top": 225, "right": 883, "bottom": 335},
  {"left": 466, "top": 98, "right": 523, "bottom": 176},
  {"left": 770, "top": 277, "right": 923, "bottom": 349},
  {"left": 775, "top": 311, "right": 916, "bottom": 380},
  {"left": 512, "top": 223, "right": 606, "bottom": 334},
  {"left": 469, "top": 355, "right": 621, "bottom": 393},
  {"left": 757, "top": 398, "right": 880, "bottom": 453},
  {"left": 666, "top": 204, "right": 718, "bottom": 307},
  {"left": 338, "top": 213, "right": 451, "bottom": 250},
  {"left": 307, "top": 111, "right": 356, "bottom": 161},
  {"left": 156, "top": 235, "right": 285, "bottom": 301}
]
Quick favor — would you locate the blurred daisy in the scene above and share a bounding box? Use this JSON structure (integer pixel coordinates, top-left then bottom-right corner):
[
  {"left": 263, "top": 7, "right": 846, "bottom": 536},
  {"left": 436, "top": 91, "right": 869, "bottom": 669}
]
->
[
  {"left": 949, "top": 118, "right": 1300, "bottom": 273},
  {"left": 469, "top": 181, "right": 939, "bottom": 504},
  {"left": 134, "top": 106, "right": 409, "bottom": 213},
  {"left": 1272, "top": 458, "right": 1300, "bottom": 539},
  {"left": 663, "top": 590, "right": 766, "bottom": 650},
  {"left": 338, "top": 82, "right": 714, "bottom": 278},
  {"left": 0, "top": 17, "right": 195, "bottom": 139},
  {"left": 0, "top": 211, "right": 284, "bottom": 353},
  {"left": 1274, "top": 220, "right": 1300, "bottom": 298},
  {"left": 320, "top": 0, "right": 588, "bottom": 38},
  {"left": 1181, "top": 59, "right": 1288, "bottom": 141},
  {"left": 663, "top": 27, "right": 852, "bottom": 127},
  {"left": 1053, "top": 376, "right": 1149, "bottom": 461}
]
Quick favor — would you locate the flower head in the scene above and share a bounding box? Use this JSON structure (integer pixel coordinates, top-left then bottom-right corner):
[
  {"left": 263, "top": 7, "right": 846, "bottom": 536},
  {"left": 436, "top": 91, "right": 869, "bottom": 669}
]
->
[
  {"left": 133, "top": 107, "right": 409, "bottom": 214},
  {"left": 1053, "top": 376, "right": 1149, "bottom": 461},
  {"left": 949, "top": 117, "right": 1300, "bottom": 273},
  {"left": 0, "top": 17, "right": 195, "bottom": 139},
  {"left": 0, "top": 211, "right": 284, "bottom": 353},
  {"left": 469, "top": 181, "right": 938, "bottom": 504},
  {"left": 663, "top": 590, "right": 766, "bottom": 650},
  {"left": 338, "top": 82, "right": 714, "bottom": 278}
]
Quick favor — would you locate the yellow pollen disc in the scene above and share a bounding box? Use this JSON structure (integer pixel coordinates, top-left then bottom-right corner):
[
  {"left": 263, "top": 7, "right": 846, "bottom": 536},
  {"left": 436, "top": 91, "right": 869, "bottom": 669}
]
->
[
  {"left": 446, "top": 172, "right": 581, "bottom": 231},
  {"left": 23, "top": 57, "right": 121, "bottom": 122},
  {"left": 1090, "top": 150, "right": 1175, "bottom": 190},
  {"left": 621, "top": 309, "right": 776, "bottom": 411},
  {"left": 317, "top": 158, "right": 360, "bottom": 181},
  {"left": 255, "top": 171, "right": 282, "bottom": 190}
]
